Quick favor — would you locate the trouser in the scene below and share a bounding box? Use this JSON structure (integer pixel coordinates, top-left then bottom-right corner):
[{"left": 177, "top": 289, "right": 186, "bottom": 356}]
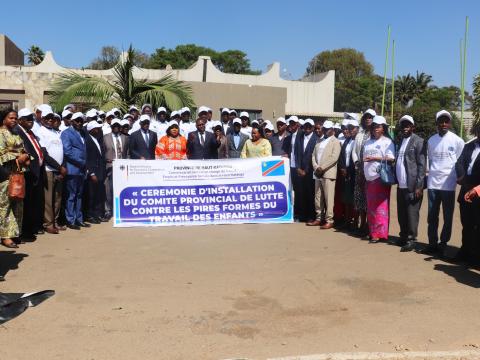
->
[
  {"left": 315, "top": 178, "right": 336, "bottom": 223},
  {"left": 458, "top": 187, "right": 480, "bottom": 262},
  {"left": 291, "top": 167, "right": 302, "bottom": 219},
  {"left": 104, "top": 167, "right": 113, "bottom": 217},
  {"left": 65, "top": 175, "right": 84, "bottom": 224},
  {"left": 22, "top": 171, "right": 44, "bottom": 236},
  {"left": 295, "top": 172, "right": 315, "bottom": 221},
  {"left": 43, "top": 171, "right": 63, "bottom": 228},
  {"left": 427, "top": 189, "right": 455, "bottom": 245},
  {"left": 87, "top": 177, "right": 106, "bottom": 219},
  {"left": 397, "top": 188, "right": 422, "bottom": 241},
  {"left": 333, "top": 171, "right": 344, "bottom": 222}
]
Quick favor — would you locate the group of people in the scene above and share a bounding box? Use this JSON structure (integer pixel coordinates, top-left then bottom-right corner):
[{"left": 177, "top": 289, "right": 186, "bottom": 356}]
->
[{"left": 0, "top": 102, "right": 479, "bottom": 267}]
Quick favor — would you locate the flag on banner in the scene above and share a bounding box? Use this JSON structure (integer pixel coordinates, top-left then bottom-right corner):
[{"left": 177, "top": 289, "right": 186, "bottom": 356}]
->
[{"left": 262, "top": 160, "right": 285, "bottom": 177}]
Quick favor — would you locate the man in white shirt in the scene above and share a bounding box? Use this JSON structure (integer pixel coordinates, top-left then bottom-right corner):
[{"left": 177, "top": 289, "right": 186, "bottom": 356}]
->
[
  {"left": 394, "top": 115, "right": 427, "bottom": 252},
  {"left": 424, "top": 110, "right": 464, "bottom": 255}
]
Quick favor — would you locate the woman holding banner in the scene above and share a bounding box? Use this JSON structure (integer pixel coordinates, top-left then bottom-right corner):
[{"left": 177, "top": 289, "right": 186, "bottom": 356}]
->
[
  {"left": 155, "top": 121, "right": 187, "bottom": 160},
  {"left": 240, "top": 127, "right": 272, "bottom": 158}
]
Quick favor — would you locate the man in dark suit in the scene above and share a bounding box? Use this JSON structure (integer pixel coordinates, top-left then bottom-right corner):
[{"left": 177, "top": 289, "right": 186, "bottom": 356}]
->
[
  {"left": 61, "top": 112, "right": 89, "bottom": 229},
  {"left": 103, "top": 120, "right": 129, "bottom": 219},
  {"left": 270, "top": 117, "right": 288, "bottom": 156},
  {"left": 187, "top": 119, "right": 219, "bottom": 159},
  {"left": 294, "top": 119, "right": 319, "bottom": 222},
  {"left": 282, "top": 116, "right": 302, "bottom": 221},
  {"left": 227, "top": 118, "right": 249, "bottom": 158},
  {"left": 14, "top": 108, "right": 62, "bottom": 238},
  {"left": 455, "top": 125, "right": 480, "bottom": 264},
  {"left": 129, "top": 115, "right": 157, "bottom": 159},
  {"left": 84, "top": 121, "right": 107, "bottom": 224},
  {"left": 395, "top": 115, "right": 427, "bottom": 252}
]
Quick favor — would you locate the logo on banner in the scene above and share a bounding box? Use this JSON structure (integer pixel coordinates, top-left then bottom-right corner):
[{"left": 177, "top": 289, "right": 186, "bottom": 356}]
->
[{"left": 262, "top": 160, "right": 285, "bottom": 177}]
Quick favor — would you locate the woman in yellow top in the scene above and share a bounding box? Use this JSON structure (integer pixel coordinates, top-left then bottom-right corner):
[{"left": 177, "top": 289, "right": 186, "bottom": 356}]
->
[{"left": 240, "top": 127, "right": 272, "bottom": 158}]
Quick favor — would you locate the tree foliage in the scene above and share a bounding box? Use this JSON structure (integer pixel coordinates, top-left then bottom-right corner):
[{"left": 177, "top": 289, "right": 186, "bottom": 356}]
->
[
  {"left": 472, "top": 74, "right": 480, "bottom": 131},
  {"left": 26, "top": 45, "right": 45, "bottom": 65},
  {"left": 49, "top": 46, "right": 194, "bottom": 112},
  {"left": 88, "top": 46, "right": 151, "bottom": 69},
  {"left": 147, "top": 44, "right": 260, "bottom": 74}
]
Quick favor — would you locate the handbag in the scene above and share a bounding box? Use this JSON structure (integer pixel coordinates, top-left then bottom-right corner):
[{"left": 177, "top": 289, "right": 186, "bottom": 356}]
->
[
  {"left": 7, "top": 160, "right": 25, "bottom": 201},
  {"left": 378, "top": 158, "right": 396, "bottom": 186}
]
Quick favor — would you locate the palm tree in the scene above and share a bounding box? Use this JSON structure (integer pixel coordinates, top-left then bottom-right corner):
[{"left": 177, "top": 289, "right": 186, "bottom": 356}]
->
[
  {"left": 395, "top": 74, "right": 415, "bottom": 106},
  {"left": 414, "top": 71, "right": 433, "bottom": 95},
  {"left": 48, "top": 46, "right": 195, "bottom": 112},
  {"left": 26, "top": 45, "right": 45, "bottom": 65}
]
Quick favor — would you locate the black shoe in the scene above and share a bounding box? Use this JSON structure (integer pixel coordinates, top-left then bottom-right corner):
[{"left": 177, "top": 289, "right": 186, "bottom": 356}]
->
[
  {"left": 85, "top": 217, "right": 100, "bottom": 224},
  {"left": 98, "top": 217, "right": 110, "bottom": 223},
  {"left": 76, "top": 221, "right": 91, "bottom": 228},
  {"left": 400, "top": 240, "right": 416, "bottom": 252},
  {"left": 36, "top": 229, "right": 45, "bottom": 235},
  {"left": 67, "top": 223, "right": 80, "bottom": 230},
  {"left": 420, "top": 244, "right": 439, "bottom": 255}
]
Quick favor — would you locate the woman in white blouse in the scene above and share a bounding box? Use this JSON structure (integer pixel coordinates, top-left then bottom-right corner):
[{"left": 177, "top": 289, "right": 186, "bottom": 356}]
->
[{"left": 362, "top": 116, "right": 395, "bottom": 243}]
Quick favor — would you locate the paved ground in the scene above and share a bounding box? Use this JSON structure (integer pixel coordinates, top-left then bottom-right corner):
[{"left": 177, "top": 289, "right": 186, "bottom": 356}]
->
[{"left": 1, "top": 192, "right": 480, "bottom": 360}]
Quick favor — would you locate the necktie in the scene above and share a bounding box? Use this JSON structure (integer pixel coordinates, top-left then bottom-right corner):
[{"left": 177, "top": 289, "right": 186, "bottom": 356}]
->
[
  {"left": 27, "top": 131, "right": 44, "bottom": 165},
  {"left": 144, "top": 132, "right": 149, "bottom": 146},
  {"left": 200, "top": 133, "right": 205, "bottom": 146},
  {"left": 115, "top": 136, "right": 123, "bottom": 159}
]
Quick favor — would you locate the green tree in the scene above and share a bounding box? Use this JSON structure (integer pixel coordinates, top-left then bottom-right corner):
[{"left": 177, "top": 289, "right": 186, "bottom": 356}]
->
[
  {"left": 472, "top": 74, "right": 480, "bottom": 130},
  {"left": 26, "top": 45, "right": 45, "bottom": 65},
  {"left": 147, "top": 44, "right": 260, "bottom": 74},
  {"left": 49, "top": 46, "right": 194, "bottom": 113},
  {"left": 335, "top": 75, "right": 383, "bottom": 113},
  {"left": 88, "top": 46, "right": 151, "bottom": 69}
]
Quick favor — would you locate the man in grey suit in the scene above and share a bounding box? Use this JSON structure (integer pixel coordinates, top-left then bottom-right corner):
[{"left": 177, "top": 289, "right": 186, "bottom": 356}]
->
[
  {"left": 227, "top": 118, "right": 249, "bottom": 158},
  {"left": 395, "top": 115, "right": 426, "bottom": 252},
  {"left": 103, "top": 119, "right": 129, "bottom": 219}
]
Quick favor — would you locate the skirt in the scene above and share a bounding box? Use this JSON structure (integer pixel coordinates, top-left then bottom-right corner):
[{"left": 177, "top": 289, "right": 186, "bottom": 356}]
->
[
  {"left": 354, "top": 167, "right": 367, "bottom": 211},
  {"left": 0, "top": 179, "right": 23, "bottom": 239},
  {"left": 366, "top": 178, "right": 391, "bottom": 239}
]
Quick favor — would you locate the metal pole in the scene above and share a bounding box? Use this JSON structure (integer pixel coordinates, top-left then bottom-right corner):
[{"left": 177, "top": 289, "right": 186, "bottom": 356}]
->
[
  {"left": 460, "top": 16, "right": 469, "bottom": 138},
  {"left": 381, "top": 26, "right": 391, "bottom": 116},
  {"left": 390, "top": 40, "right": 395, "bottom": 130}
]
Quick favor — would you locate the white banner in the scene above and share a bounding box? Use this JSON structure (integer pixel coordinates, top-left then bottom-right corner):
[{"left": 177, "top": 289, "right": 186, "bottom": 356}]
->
[{"left": 113, "top": 157, "right": 292, "bottom": 227}]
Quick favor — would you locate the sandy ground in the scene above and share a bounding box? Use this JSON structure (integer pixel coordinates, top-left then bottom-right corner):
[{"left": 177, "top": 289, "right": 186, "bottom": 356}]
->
[{"left": 1, "top": 191, "right": 480, "bottom": 360}]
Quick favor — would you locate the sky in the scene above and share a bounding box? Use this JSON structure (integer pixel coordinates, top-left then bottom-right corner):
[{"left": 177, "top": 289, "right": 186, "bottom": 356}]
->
[{"left": 4, "top": 0, "right": 479, "bottom": 91}]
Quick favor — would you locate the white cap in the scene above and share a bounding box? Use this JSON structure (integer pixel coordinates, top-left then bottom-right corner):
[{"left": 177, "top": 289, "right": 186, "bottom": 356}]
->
[
  {"left": 232, "top": 118, "right": 242, "bottom": 125},
  {"left": 18, "top": 108, "right": 33, "bottom": 118},
  {"left": 341, "top": 119, "right": 350, "bottom": 127},
  {"left": 86, "top": 109, "right": 98, "bottom": 118},
  {"left": 120, "top": 119, "right": 130, "bottom": 126},
  {"left": 229, "top": 109, "right": 237, "bottom": 115},
  {"left": 198, "top": 106, "right": 209, "bottom": 114},
  {"left": 344, "top": 112, "right": 359, "bottom": 121},
  {"left": 265, "top": 123, "right": 274, "bottom": 131},
  {"left": 288, "top": 115, "right": 299, "bottom": 123},
  {"left": 98, "top": 110, "right": 105, "bottom": 116},
  {"left": 167, "top": 120, "right": 178, "bottom": 128},
  {"left": 63, "top": 104, "right": 75, "bottom": 112},
  {"left": 206, "top": 107, "right": 212, "bottom": 113},
  {"left": 123, "top": 113, "right": 133, "bottom": 119},
  {"left": 276, "top": 117, "right": 286, "bottom": 124},
  {"left": 364, "top": 109, "right": 377, "bottom": 117},
  {"left": 239, "top": 111, "right": 249, "bottom": 118},
  {"left": 348, "top": 119, "right": 360, "bottom": 127},
  {"left": 372, "top": 115, "right": 387, "bottom": 125},
  {"left": 62, "top": 110, "right": 73, "bottom": 118},
  {"left": 71, "top": 112, "right": 85, "bottom": 121},
  {"left": 333, "top": 123, "right": 341, "bottom": 129},
  {"left": 171, "top": 110, "right": 179, "bottom": 118},
  {"left": 211, "top": 120, "right": 222, "bottom": 128},
  {"left": 139, "top": 114, "right": 151, "bottom": 123},
  {"left": 399, "top": 115, "right": 414, "bottom": 125},
  {"left": 36, "top": 104, "right": 52, "bottom": 113},
  {"left": 54, "top": 113, "right": 61, "bottom": 120},
  {"left": 111, "top": 107, "right": 120, "bottom": 114},
  {"left": 141, "top": 104, "right": 152, "bottom": 111},
  {"left": 106, "top": 110, "right": 115, "bottom": 118},
  {"left": 157, "top": 106, "right": 167, "bottom": 114},
  {"left": 129, "top": 105, "right": 139, "bottom": 112},
  {"left": 41, "top": 108, "right": 53, "bottom": 118},
  {"left": 436, "top": 110, "right": 452, "bottom": 121},
  {"left": 251, "top": 119, "right": 259, "bottom": 125},
  {"left": 323, "top": 120, "right": 334, "bottom": 129},
  {"left": 263, "top": 120, "right": 272, "bottom": 126},
  {"left": 298, "top": 119, "right": 305, "bottom": 126},
  {"left": 86, "top": 120, "right": 102, "bottom": 131},
  {"left": 181, "top": 107, "right": 191, "bottom": 114},
  {"left": 221, "top": 108, "right": 230, "bottom": 114},
  {"left": 304, "top": 118, "right": 314, "bottom": 127},
  {"left": 111, "top": 118, "right": 122, "bottom": 127}
]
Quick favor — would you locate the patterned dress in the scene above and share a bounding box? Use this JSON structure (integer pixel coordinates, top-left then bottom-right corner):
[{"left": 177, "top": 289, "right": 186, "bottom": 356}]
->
[
  {"left": 155, "top": 135, "right": 187, "bottom": 160},
  {"left": 353, "top": 131, "right": 370, "bottom": 212},
  {"left": 0, "top": 128, "right": 25, "bottom": 239}
]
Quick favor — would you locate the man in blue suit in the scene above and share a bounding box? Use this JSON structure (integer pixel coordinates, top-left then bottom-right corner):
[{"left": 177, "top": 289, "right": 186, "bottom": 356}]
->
[
  {"left": 61, "top": 112, "right": 90, "bottom": 230},
  {"left": 187, "top": 119, "right": 219, "bottom": 159}
]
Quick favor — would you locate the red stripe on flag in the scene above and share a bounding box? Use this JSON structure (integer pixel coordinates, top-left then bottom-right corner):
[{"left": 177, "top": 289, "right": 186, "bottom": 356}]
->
[{"left": 262, "top": 161, "right": 283, "bottom": 176}]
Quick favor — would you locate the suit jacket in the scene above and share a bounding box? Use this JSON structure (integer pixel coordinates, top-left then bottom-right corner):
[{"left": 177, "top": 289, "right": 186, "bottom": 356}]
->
[
  {"left": 61, "top": 126, "right": 87, "bottom": 176},
  {"left": 395, "top": 133, "right": 426, "bottom": 193},
  {"left": 129, "top": 129, "right": 157, "bottom": 160},
  {"left": 282, "top": 129, "right": 302, "bottom": 168},
  {"left": 270, "top": 133, "right": 287, "bottom": 156},
  {"left": 455, "top": 138, "right": 480, "bottom": 196},
  {"left": 338, "top": 137, "right": 355, "bottom": 178},
  {"left": 187, "top": 131, "right": 219, "bottom": 159},
  {"left": 312, "top": 136, "right": 342, "bottom": 180},
  {"left": 226, "top": 132, "right": 249, "bottom": 158},
  {"left": 295, "top": 132, "right": 319, "bottom": 174},
  {"left": 103, "top": 133, "right": 129, "bottom": 166},
  {"left": 85, "top": 134, "right": 106, "bottom": 181}
]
